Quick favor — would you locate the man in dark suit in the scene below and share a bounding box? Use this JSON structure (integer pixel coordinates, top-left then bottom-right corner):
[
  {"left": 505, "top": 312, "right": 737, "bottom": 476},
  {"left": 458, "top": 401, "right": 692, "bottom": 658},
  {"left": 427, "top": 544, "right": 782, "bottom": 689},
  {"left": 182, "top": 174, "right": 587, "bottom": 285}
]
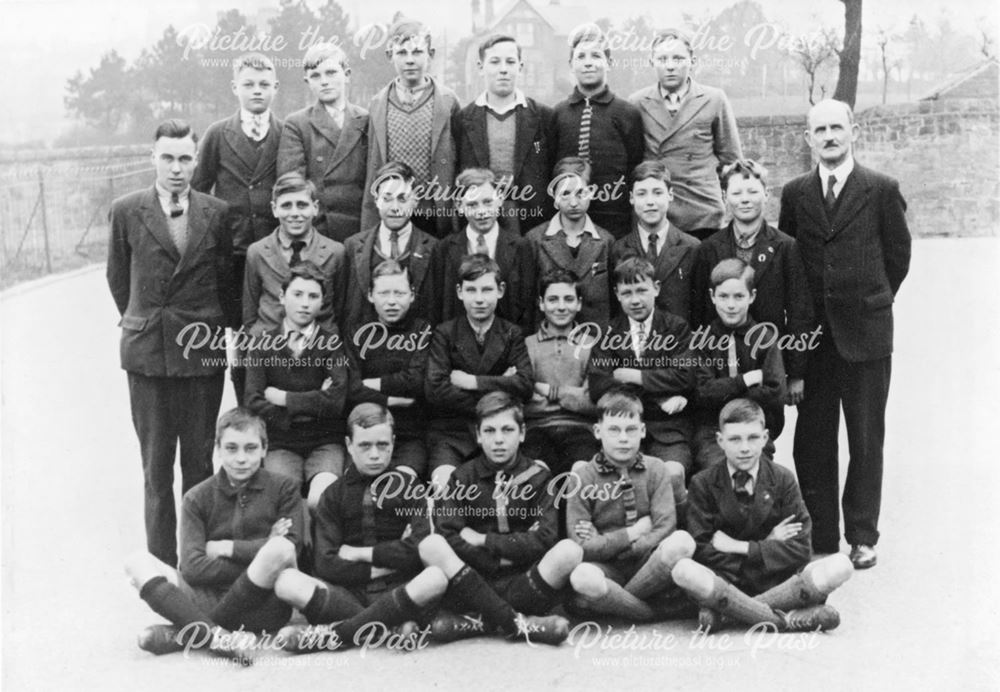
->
[
  {"left": 343, "top": 162, "right": 437, "bottom": 329},
  {"left": 107, "top": 119, "right": 238, "bottom": 568},
  {"left": 453, "top": 34, "right": 554, "bottom": 235},
  {"left": 779, "top": 99, "right": 911, "bottom": 569},
  {"left": 278, "top": 43, "right": 369, "bottom": 243}
]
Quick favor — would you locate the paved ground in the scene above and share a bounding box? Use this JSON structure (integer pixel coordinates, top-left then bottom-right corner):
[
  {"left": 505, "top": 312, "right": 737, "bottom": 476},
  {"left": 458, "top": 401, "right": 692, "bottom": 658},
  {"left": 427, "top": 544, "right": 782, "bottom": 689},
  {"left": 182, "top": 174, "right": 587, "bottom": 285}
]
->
[{"left": 2, "top": 238, "right": 999, "bottom": 691}]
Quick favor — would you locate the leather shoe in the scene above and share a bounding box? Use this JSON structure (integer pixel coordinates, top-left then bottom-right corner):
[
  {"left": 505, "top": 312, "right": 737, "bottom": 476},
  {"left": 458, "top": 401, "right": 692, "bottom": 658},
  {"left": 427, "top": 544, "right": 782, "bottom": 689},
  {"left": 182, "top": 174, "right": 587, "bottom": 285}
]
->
[
  {"left": 430, "top": 611, "right": 488, "bottom": 643},
  {"left": 508, "top": 613, "right": 570, "bottom": 646},
  {"left": 781, "top": 605, "right": 841, "bottom": 632},
  {"left": 849, "top": 544, "right": 877, "bottom": 569},
  {"left": 137, "top": 624, "right": 184, "bottom": 655}
]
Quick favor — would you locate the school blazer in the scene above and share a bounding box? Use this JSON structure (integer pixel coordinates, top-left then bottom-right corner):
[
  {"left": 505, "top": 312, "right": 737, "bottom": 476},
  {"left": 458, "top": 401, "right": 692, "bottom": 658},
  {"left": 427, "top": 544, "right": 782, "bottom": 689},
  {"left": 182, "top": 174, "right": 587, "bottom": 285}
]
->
[
  {"left": 191, "top": 111, "right": 283, "bottom": 253},
  {"left": 106, "top": 187, "right": 237, "bottom": 377},
  {"left": 691, "top": 222, "right": 815, "bottom": 379},
  {"left": 778, "top": 164, "right": 911, "bottom": 362},
  {"left": 361, "top": 78, "right": 461, "bottom": 238},
  {"left": 630, "top": 80, "right": 742, "bottom": 233},
  {"left": 453, "top": 97, "right": 555, "bottom": 234},
  {"left": 686, "top": 457, "right": 812, "bottom": 594},
  {"left": 342, "top": 225, "right": 438, "bottom": 328},
  {"left": 277, "top": 102, "right": 369, "bottom": 242},
  {"left": 611, "top": 225, "right": 700, "bottom": 324}
]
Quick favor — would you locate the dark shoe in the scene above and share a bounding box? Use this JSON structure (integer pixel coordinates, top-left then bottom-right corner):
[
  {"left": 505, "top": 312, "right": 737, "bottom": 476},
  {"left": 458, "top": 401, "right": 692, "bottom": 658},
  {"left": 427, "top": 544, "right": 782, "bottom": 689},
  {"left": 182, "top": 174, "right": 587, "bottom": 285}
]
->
[
  {"left": 137, "top": 624, "right": 184, "bottom": 655},
  {"left": 277, "top": 623, "right": 343, "bottom": 654},
  {"left": 697, "top": 607, "right": 721, "bottom": 633},
  {"left": 849, "top": 544, "right": 877, "bottom": 570},
  {"left": 208, "top": 628, "right": 257, "bottom": 666},
  {"left": 781, "top": 605, "right": 841, "bottom": 632},
  {"left": 429, "top": 611, "right": 488, "bottom": 643},
  {"left": 508, "top": 613, "right": 570, "bottom": 646}
]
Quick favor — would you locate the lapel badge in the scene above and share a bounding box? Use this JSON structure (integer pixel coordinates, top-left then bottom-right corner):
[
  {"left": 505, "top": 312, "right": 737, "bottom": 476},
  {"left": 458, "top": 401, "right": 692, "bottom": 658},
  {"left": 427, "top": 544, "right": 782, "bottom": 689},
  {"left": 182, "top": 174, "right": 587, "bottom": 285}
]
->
[
  {"left": 534, "top": 141, "right": 541, "bottom": 154},
  {"left": 758, "top": 253, "right": 767, "bottom": 263}
]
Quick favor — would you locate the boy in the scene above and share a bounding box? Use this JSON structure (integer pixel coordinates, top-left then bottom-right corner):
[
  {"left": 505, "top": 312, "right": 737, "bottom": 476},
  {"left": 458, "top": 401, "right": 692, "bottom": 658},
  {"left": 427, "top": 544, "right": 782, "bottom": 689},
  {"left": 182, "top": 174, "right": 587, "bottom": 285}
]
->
[
  {"left": 107, "top": 119, "right": 238, "bottom": 568},
  {"left": 272, "top": 404, "right": 448, "bottom": 652},
  {"left": 361, "top": 18, "right": 460, "bottom": 239},
  {"left": 193, "top": 54, "right": 283, "bottom": 403},
  {"left": 428, "top": 168, "right": 529, "bottom": 327},
  {"left": 691, "top": 159, "right": 813, "bottom": 404},
  {"left": 692, "top": 259, "right": 786, "bottom": 472},
  {"left": 453, "top": 33, "right": 554, "bottom": 235},
  {"left": 419, "top": 392, "right": 577, "bottom": 644},
  {"left": 629, "top": 29, "right": 742, "bottom": 240},
  {"left": 425, "top": 254, "right": 533, "bottom": 494},
  {"left": 588, "top": 256, "right": 696, "bottom": 474},
  {"left": 243, "top": 172, "right": 347, "bottom": 337},
  {"left": 245, "top": 261, "right": 358, "bottom": 508},
  {"left": 343, "top": 161, "right": 438, "bottom": 328},
  {"left": 345, "top": 259, "right": 433, "bottom": 478},
  {"left": 522, "top": 157, "right": 615, "bottom": 329},
  {"left": 278, "top": 42, "right": 369, "bottom": 242},
  {"left": 672, "top": 399, "right": 852, "bottom": 632},
  {"left": 552, "top": 24, "right": 644, "bottom": 239},
  {"left": 123, "top": 408, "right": 301, "bottom": 658},
  {"left": 612, "top": 160, "right": 699, "bottom": 325},
  {"left": 522, "top": 269, "right": 599, "bottom": 474},
  {"left": 566, "top": 390, "right": 695, "bottom": 621}
]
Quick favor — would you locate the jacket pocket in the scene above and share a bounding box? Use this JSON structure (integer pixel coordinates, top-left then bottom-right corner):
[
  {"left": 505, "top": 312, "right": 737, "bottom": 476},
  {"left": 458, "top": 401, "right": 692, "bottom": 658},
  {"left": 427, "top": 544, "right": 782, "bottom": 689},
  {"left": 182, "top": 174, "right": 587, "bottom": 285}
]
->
[
  {"left": 119, "top": 315, "right": 148, "bottom": 330},
  {"left": 862, "top": 290, "right": 893, "bottom": 310}
]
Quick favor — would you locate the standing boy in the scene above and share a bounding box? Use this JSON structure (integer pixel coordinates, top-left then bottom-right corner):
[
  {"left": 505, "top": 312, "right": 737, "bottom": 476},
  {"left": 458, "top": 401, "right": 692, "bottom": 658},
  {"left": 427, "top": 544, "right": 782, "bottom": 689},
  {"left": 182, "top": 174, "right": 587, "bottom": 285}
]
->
[
  {"left": 362, "top": 18, "right": 460, "bottom": 238},
  {"left": 672, "top": 399, "right": 852, "bottom": 632},
  {"left": 108, "top": 119, "right": 238, "bottom": 568},
  {"left": 453, "top": 33, "right": 554, "bottom": 234},
  {"left": 424, "top": 254, "right": 533, "bottom": 494},
  {"left": 630, "top": 29, "right": 742, "bottom": 240},
  {"left": 612, "top": 160, "right": 699, "bottom": 325},
  {"left": 278, "top": 42, "right": 369, "bottom": 242},
  {"left": 552, "top": 24, "right": 644, "bottom": 239}
]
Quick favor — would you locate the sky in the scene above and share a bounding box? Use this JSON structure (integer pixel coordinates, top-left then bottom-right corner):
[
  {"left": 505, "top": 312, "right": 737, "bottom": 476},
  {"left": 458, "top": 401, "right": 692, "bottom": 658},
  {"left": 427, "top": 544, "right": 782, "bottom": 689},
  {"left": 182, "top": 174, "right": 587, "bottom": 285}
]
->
[{"left": 0, "top": 0, "right": 997, "bottom": 145}]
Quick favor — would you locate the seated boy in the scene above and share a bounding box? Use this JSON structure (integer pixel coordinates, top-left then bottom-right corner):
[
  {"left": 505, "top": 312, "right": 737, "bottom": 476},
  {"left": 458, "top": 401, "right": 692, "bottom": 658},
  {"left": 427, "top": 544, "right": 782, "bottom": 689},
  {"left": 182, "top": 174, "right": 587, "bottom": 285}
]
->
[
  {"left": 419, "top": 392, "right": 576, "bottom": 644},
  {"left": 588, "top": 256, "right": 696, "bottom": 476},
  {"left": 691, "top": 259, "right": 785, "bottom": 472},
  {"left": 278, "top": 42, "right": 369, "bottom": 242},
  {"left": 425, "top": 254, "right": 532, "bottom": 494},
  {"left": 611, "top": 160, "right": 700, "bottom": 325},
  {"left": 522, "top": 157, "right": 615, "bottom": 330},
  {"left": 243, "top": 172, "right": 347, "bottom": 337},
  {"left": 567, "top": 389, "right": 695, "bottom": 621},
  {"left": 123, "top": 408, "right": 301, "bottom": 660},
  {"left": 672, "top": 399, "right": 852, "bottom": 632},
  {"left": 690, "top": 160, "right": 813, "bottom": 405},
  {"left": 345, "top": 259, "right": 433, "bottom": 478},
  {"left": 522, "top": 269, "right": 599, "bottom": 475},
  {"left": 272, "top": 403, "right": 447, "bottom": 652},
  {"left": 343, "top": 161, "right": 437, "bottom": 328},
  {"left": 245, "top": 261, "right": 359, "bottom": 508}
]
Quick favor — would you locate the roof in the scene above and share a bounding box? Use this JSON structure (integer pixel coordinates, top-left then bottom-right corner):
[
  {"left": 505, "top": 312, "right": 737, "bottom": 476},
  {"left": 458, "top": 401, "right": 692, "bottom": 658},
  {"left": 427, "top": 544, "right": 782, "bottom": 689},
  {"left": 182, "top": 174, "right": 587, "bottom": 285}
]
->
[
  {"left": 487, "top": 0, "right": 591, "bottom": 37},
  {"left": 920, "top": 58, "right": 999, "bottom": 101}
]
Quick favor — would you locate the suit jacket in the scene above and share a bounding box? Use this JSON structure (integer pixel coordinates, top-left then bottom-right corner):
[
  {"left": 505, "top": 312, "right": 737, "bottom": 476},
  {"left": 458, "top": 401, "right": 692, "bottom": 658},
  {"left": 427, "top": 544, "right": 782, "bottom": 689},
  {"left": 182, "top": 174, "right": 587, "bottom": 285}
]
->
[
  {"left": 778, "top": 163, "right": 911, "bottom": 362},
  {"left": 686, "top": 457, "right": 812, "bottom": 595},
  {"left": 612, "top": 224, "right": 700, "bottom": 324},
  {"left": 453, "top": 97, "right": 555, "bottom": 234},
  {"left": 107, "top": 187, "right": 237, "bottom": 377},
  {"left": 191, "top": 111, "right": 283, "bottom": 253},
  {"left": 629, "top": 80, "right": 742, "bottom": 233},
  {"left": 362, "top": 78, "right": 461, "bottom": 238},
  {"left": 342, "top": 224, "right": 437, "bottom": 328},
  {"left": 427, "top": 227, "right": 529, "bottom": 328},
  {"left": 242, "top": 229, "right": 347, "bottom": 334},
  {"left": 691, "top": 222, "right": 814, "bottom": 379},
  {"left": 277, "top": 102, "right": 369, "bottom": 242}
]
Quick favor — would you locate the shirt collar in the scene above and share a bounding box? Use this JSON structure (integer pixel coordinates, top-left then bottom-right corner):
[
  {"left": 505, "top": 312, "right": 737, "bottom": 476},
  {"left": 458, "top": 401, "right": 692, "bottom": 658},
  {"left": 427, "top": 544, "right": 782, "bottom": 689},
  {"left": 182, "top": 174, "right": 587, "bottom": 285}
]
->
[
  {"left": 240, "top": 108, "right": 270, "bottom": 124},
  {"left": 466, "top": 314, "right": 495, "bottom": 336},
  {"left": 282, "top": 318, "right": 316, "bottom": 340},
  {"left": 594, "top": 451, "right": 646, "bottom": 475},
  {"left": 637, "top": 222, "right": 675, "bottom": 247},
  {"left": 544, "top": 214, "right": 600, "bottom": 239},
  {"left": 628, "top": 313, "right": 654, "bottom": 333},
  {"left": 215, "top": 467, "right": 265, "bottom": 496},
  {"left": 658, "top": 78, "right": 691, "bottom": 100},
  {"left": 277, "top": 228, "right": 314, "bottom": 250},
  {"left": 818, "top": 156, "right": 854, "bottom": 186},
  {"left": 155, "top": 182, "right": 189, "bottom": 202},
  {"left": 473, "top": 452, "right": 529, "bottom": 479},
  {"left": 379, "top": 222, "right": 412, "bottom": 244},
  {"left": 569, "top": 84, "right": 612, "bottom": 104},
  {"left": 474, "top": 89, "right": 527, "bottom": 115},
  {"left": 726, "top": 460, "right": 760, "bottom": 485},
  {"left": 466, "top": 223, "right": 499, "bottom": 248},
  {"left": 732, "top": 219, "right": 765, "bottom": 249}
]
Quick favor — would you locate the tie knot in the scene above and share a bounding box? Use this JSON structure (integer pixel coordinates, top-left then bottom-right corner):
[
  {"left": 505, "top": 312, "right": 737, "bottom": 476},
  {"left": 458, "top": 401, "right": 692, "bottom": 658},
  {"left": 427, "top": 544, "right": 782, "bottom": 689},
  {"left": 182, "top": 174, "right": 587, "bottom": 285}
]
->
[
  {"left": 733, "top": 470, "right": 751, "bottom": 488},
  {"left": 170, "top": 192, "right": 180, "bottom": 203},
  {"left": 291, "top": 240, "right": 305, "bottom": 251},
  {"left": 648, "top": 232, "right": 658, "bottom": 245},
  {"left": 389, "top": 230, "right": 399, "bottom": 240}
]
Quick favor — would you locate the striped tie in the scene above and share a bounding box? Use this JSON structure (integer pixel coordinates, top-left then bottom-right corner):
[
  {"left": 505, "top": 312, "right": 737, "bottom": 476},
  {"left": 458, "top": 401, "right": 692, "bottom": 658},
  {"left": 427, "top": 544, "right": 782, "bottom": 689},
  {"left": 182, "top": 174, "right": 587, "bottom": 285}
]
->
[
  {"left": 727, "top": 333, "right": 739, "bottom": 377},
  {"left": 389, "top": 230, "right": 400, "bottom": 259},
  {"left": 577, "top": 97, "right": 593, "bottom": 162},
  {"left": 495, "top": 472, "right": 510, "bottom": 534},
  {"left": 619, "top": 467, "right": 637, "bottom": 526}
]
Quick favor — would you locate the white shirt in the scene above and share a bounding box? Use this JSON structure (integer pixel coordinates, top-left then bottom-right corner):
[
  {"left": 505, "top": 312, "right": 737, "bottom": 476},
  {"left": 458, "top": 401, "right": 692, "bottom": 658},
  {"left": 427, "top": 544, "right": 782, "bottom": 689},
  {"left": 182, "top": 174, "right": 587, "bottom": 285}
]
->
[
  {"left": 474, "top": 89, "right": 528, "bottom": 116},
  {"left": 466, "top": 223, "right": 500, "bottom": 258},
  {"left": 637, "top": 224, "right": 669, "bottom": 256},
  {"left": 155, "top": 183, "right": 189, "bottom": 216},
  {"left": 544, "top": 214, "right": 601, "bottom": 240},
  {"left": 324, "top": 103, "right": 345, "bottom": 129},
  {"left": 282, "top": 318, "right": 317, "bottom": 355},
  {"left": 627, "top": 314, "right": 654, "bottom": 361},
  {"left": 819, "top": 157, "right": 855, "bottom": 199},
  {"left": 240, "top": 109, "right": 271, "bottom": 141},
  {"left": 378, "top": 222, "right": 412, "bottom": 258},
  {"left": 726, "top": 459, "right": 760, "bottom": 494}
]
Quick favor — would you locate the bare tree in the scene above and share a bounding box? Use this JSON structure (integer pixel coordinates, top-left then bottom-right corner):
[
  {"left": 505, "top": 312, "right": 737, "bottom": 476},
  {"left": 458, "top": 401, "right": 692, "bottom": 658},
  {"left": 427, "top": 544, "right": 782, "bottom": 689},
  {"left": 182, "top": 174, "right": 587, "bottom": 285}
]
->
[
  {"left": 833, "top": 0, "right": 862, "bottom": 107},
  {"left": 788, "top": 28, "right": 841, "bottom": 105},
  {"left": 874, "top": 28, "right": 903, "bottom": 104}
]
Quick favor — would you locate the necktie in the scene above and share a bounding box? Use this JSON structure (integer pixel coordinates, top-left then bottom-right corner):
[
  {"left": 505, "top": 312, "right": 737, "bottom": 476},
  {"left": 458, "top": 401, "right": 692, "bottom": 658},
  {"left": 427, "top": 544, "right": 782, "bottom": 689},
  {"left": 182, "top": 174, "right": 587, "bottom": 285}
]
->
[
  {"left": 647, "top": 232, "right": 659, "bottom": 263},
  {"left": 168, "top": 193, "right": 187, "bottom": 255},
  {"left": 619, "top": 467, "right": 638, "bottom": 526},
  {"left": 577, "top": 97, "right": 593, "bottom": 162},
  {"left": 168, "top": 192, "right": 183, "bottom": 218},
  {"left": 494, "top": 471, "right": 510, "bottom": 534},
  {"left": 727, "top": 332, "right": 739, "bottom": 377},
  {"left": 475, "top": 232, "right": 488, "bottom": 257},
  {"left": 635, "top": 323, "right": 646, "bottom": 360},
  {"left": 290, "top": 240, "right": 305, "bottom": 267},
  {"left": 361, "top": 484, "right": 388, "bottom": 593},
  {"left": 666, "top": 92, "right": 680, "bottom": 114},
  {"left": 824, "top": 174, "right": 837, "bottom": 213},
  {"left": 733, "top": 470, "right": 752, "bottom": 501},
  {"left": 389, "top": 230, "right": 400, "bottom": 260},
  {"left": 288, "top": 330, "right": 305, "bottom": 357},
  {"left": 250, "top": 113, "right": 263, "bottom": 141}
]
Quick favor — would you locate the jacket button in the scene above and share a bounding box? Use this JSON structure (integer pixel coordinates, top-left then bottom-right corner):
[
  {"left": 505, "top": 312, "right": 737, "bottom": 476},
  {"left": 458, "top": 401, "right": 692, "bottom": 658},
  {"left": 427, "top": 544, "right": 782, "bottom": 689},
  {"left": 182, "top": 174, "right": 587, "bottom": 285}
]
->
[{"left": 317, "top": 156, "right": 324, "bottom": 161}]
